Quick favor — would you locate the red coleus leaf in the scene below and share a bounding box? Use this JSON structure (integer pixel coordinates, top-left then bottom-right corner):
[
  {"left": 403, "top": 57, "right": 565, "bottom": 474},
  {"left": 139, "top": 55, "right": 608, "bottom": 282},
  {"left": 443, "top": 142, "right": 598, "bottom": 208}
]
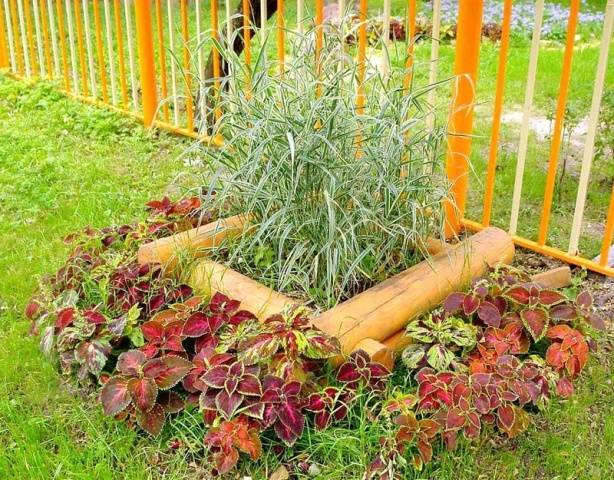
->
[
  {"left": 141, "top": 320, "right": 165, "bottom": 341},
  {"left": 56, "top": 308, "right": 75, "bottom": 330},
  {"left": 336, "top": 362, "right": 361, "bottom": 383},
  {"left": 538, "top": 289, "right": 566, "bottom": 305},
  {"left": 128, "top": 377, "right": 158, "bottom": 412},
  {"left": 576, "top": 290, "right": 593, "bottom": 310},
  {"left": 183, "top": 312, "right": 217, "bottom": 338},
  {"left": 202, "top": 365, "right": 230, "bottom": 389},
  {"left": 506, "top": 286, "right": 531, "bottom": 304},
  {"left": 314, "top": 411, "right": 331, "bottom": 430},
  {"left": 158, "top": 391, "right": 185, "bottom": 413},
  {"left": 521, "top": 308, "right": 548, "bottom": 341},
  {"left": 446, "top": 408, "right": 465, "bottom": 430},
  {"left": 117, "top": 350, "right": 147, "bottom": 376},
  {"left": 555, "top": 377, "right": 574, "bottom": 398},
  {"left": 213, "top": 447, "right": 239, "bottom": 475},
  {"left": 100, "top": 377, "right": 131, "bottom": 416},
  {"left": 209, "top": 292, "right": 240, "bottom": 315},
  {"left": 497, "top": 405, "right": 515, "bottom": 431},
  {"left": 550, "top": 304, "right": 578, "bottom": 321},
  {"left": 25, "top": 299, "right": 41, "bottom": 320},
  {"left": 462, "top": 295, "right": 480, "bottom": 315},
  {"left": 229, "top": 310, "right": 257, "bottom": 326},
  {"left": 443, "top": 292, "right": 464, "bottom": 313},
  {"left": 277, "top": 401, "right": 305, "bottom": 438},
  {"left": 145, "top": 355, "right": 193, "bottom": 390},
  {"left": 477, "top": 301, "right": 502, "bottom": 327},
  {"left": 237, "top": 374, "right": 262, "bottom": 396},
  {"left": 215, "top": 389, "right": 244, "bottom": 419},
  {"left": 83, "top": 309, "right": 106, "bottom": 325},
  {"left": 135, "top": 404, "right": 165, "bottom": 437}
]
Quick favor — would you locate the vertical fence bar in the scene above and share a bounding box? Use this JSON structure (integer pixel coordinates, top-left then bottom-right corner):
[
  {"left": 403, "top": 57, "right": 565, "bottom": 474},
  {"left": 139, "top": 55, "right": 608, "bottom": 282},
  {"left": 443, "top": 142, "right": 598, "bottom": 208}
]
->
[
  {"left": 65, "top": 0, "right": 78, "bottom": 93},
  {"left": 9, "top": 0, "right": 23, "bottom": 74},
  {"left": 195, "top": 0, "right": 203, "bottom": 78},
  {"left": 356, "top": 0, "right": 367, "bottom": 114},
  {"left": 82, "top": 0, "right": 97, "bottom": 97},
  {"left": 509, "top": 0, "right": 543, "bottom": 235},
  {"left": 134, "top": 0, "right": 157, "bottom": 127},
  {"left": 154, "top": 0, "right": 168, "bottom": 122},
  {"left": 444, "top": 0, "right": 483, "bottom": 237},
  {"left": 242, "top": 0, "right": 250, "bottom": 62},
  {"left": 600, "top": 184, "right": 614, "bottom": 267},
  {"left": 537, "top": 0, "right": 579, "bottom": 246},
  {"left": 260, "top": 0, "right": 266, "bottom": 38},
  {"left": 211, "top": 0, "right": 221, "bottom": 121},
  {"left": 39, "top": 0, "right": 52, "bottom": 78},
  {"left": 55, "top": 0, "right": 69, "bottom": 90},
  {"left": 277, "top": 0, "right": 284, "bottom": 74},
  {"left": 31, "top": 0, "right": 44, "bottom": 77},
  {"left": 17, "top": 0, "right": 31, "bottom": 77},
  {"left": 482, "top": 0, "right": 513, "bottom": 226},
  {"left": 113, "top": 0, "right": 129, "bottom": 106},
  {"left": 2, "top": 0, "right": 16, "bottom": 71},
  {"left": 296, "top": 0, "right": 303, "bottom": 34},
  {"left": 568, "top": 0, "right": 614, "bottom": 254},
  {"left": 167, "top": 0, "right": 179, "bottom": 124},
  {"left": 225, "top": 0, "right": 232, "bottom": 43},
  {"left": 93, "top": 0, "right": 108, "bottom": 102},
  {"left": 242, "top": 0, "right": 251, "bottom": 94},
  {"left": 103, "top": 0, "right": 117, "bottom": 104},
  {"left": 402, "top": 0, "right": 416, "bottom": 92},
  {"left": 0, "top": 0, "right": 8, "bottom": 68},
  {"left": 73, "top": 0, "right": 90, "bottom": 96},
  {"left": 426, "top": 0, "right": 441, "bottom": 130},
  {"left": 195, "top": 0, "right": 206, "bottom": 131},
  {"left": 123, "top": 0, "right": 138, "bottom": 110},
  {"left": 180, "top": 0, "right": 193, "bottom": 131},
  {"left": 381, "top": 0, "right": 391, "bottom": 81},
  {"left": 23, "top": 0, "right": 37, "bottom": 76},
  {"left": 47, "top": 0, "right": 59, "bottom": 77}
]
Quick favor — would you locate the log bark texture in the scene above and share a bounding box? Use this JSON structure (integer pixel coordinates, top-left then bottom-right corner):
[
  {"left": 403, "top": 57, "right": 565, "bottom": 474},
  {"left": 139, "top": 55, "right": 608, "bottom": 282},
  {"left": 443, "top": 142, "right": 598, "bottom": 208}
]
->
[
  {"left": 137, "top": 215, "right": 246, "bottom": 267},
  {"left": 311, "top": 227, "right": 515, "bottom": 353}
]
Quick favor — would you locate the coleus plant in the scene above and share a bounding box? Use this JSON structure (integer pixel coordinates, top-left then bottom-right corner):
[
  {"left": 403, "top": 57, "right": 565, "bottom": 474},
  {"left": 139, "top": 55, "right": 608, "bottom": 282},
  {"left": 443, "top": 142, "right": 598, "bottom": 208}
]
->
[{"left": 402, "top": 312, "right": 477, "bottom": 371}]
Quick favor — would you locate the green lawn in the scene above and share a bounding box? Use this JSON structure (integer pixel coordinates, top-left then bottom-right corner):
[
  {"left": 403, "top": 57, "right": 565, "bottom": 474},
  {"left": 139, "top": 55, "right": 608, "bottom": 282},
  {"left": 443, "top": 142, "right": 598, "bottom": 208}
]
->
[{"left": 1, "top": 74, "right": 613, "bottom": 479}]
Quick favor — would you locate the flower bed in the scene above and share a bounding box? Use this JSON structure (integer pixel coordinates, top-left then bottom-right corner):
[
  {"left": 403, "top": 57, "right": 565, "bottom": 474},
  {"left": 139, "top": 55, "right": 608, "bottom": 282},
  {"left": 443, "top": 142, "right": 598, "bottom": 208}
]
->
[{"left": 26, "top": 196, "right": 605, "bottom": 477}]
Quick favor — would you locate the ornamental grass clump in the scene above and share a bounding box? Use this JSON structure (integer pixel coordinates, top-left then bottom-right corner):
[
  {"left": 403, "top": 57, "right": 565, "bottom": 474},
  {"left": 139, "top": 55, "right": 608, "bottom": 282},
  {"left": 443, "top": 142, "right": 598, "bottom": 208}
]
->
[{"left": 198, "top": 32, "right": 450, "bottom": 309}]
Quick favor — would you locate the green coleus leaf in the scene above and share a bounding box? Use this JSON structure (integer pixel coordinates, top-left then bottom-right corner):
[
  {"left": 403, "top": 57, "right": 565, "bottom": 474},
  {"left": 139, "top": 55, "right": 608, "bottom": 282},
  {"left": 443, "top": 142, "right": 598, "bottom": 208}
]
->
[
  {"left": 128, "top": 327, "right": 145, "bottom": 347},
  {"left": 405, "top": 321, "right": 434, "bottom": 344},
  {"left": 447, "top": 317, "right": 478, "bottom": 349},
  {"left": 301, "top": 331, "right": 341, "bottom": 359},
  {"left": 401, "top": 344, "right": 427, "bottom": 370},
  {"left": 426, "top": 344, "right": 455, "bottom": 372}
]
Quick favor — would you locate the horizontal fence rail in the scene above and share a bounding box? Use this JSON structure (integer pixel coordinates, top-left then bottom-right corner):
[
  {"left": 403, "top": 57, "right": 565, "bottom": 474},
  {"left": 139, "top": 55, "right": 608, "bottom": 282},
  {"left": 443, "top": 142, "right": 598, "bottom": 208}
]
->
[{"left": 0, "top": 0, "right": 612, "bottom": 277}]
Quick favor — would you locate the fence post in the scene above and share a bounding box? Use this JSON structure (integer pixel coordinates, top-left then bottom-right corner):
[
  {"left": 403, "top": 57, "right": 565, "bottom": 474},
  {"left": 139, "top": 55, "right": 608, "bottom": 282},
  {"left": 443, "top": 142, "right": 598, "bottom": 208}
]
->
[
  {"left": 444, "top": 0, "right": 483, "bottom": 238},
  {"left": 0, "top": 0, "right": 8, "bottom": 69},
  {"left": 134, "top": 0, "right": 157, "bottom": 127}
]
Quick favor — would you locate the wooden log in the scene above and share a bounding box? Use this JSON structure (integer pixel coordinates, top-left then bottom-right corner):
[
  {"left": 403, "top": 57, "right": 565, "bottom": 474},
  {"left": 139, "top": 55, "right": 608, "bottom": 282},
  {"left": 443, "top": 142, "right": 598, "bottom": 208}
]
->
[
  {"left": 311, "top": 227, "right": 514, "bottom": 353},
  {"left": 530, "top": 266, "right": 572, "bottom": 289},
  {"left": 137, "top": 214, "right": 246, "bottom": 267},
  {"left": 190, "top": 259, "right": 394, "bottom": 366},
  {"left": 352, "top": 338, "right": 395, "bottom": 371},
  {"left": 381, "top": 265, "right": 572, "bottom": 353},
  {"left": 190, "top": 259, "right": 296, "bottom": 320}
]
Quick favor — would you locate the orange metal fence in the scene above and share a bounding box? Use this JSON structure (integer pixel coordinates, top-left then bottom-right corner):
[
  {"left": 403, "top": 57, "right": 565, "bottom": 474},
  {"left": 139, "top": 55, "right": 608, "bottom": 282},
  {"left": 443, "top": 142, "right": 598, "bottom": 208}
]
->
[{"left": 0, "top": 0, "right": 612, "bottom": 277}]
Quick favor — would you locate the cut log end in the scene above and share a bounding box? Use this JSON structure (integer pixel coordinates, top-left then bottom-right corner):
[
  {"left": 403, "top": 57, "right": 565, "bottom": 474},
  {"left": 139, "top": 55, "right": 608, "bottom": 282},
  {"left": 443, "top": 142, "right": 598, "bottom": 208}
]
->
[{"left": 530, "top": 266, "right": 572, "bottom": 289}]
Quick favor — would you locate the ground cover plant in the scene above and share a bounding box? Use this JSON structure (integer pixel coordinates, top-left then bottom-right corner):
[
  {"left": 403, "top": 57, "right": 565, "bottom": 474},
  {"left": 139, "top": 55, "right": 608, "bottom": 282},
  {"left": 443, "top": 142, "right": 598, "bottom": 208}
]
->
[{"left": 23, "top": 188, "right": 607, "bottom": 477}]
